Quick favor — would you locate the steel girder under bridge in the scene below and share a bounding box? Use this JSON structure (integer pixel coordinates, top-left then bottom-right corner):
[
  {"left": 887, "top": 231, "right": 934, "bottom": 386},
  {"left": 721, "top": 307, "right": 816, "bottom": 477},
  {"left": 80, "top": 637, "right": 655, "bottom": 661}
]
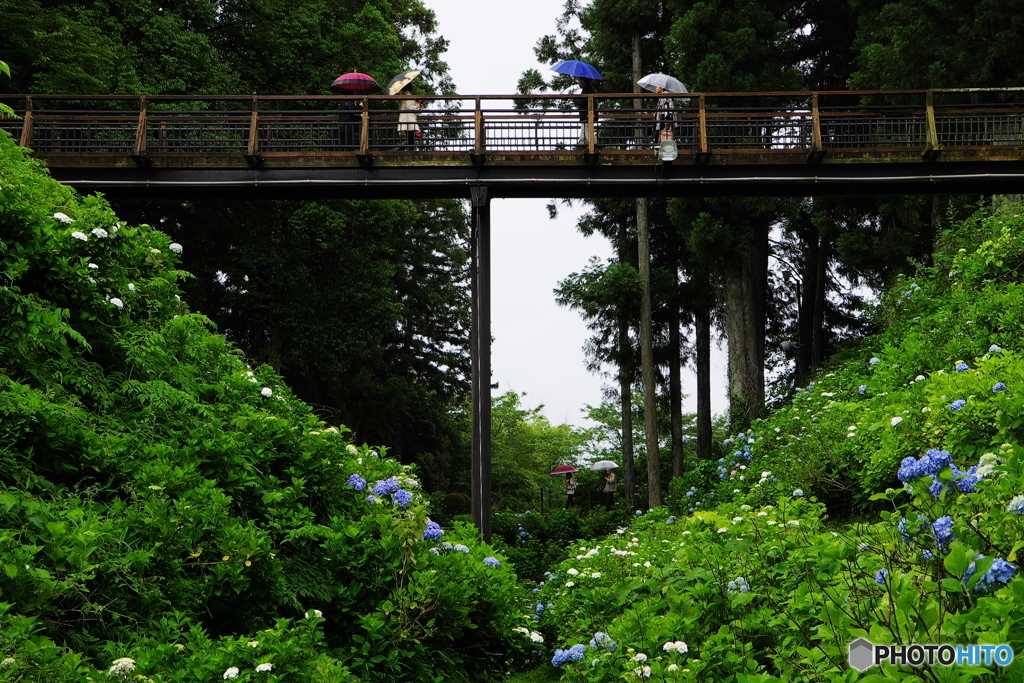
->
[{"left": 6, "top": 88, "right": 1024, "bottom": 539}]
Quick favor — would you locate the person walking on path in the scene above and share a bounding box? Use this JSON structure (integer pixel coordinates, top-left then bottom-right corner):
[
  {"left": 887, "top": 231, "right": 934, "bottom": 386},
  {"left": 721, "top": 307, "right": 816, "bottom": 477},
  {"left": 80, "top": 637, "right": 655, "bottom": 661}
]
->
[
  {"left": 565, "top": 473, "right": 577, "bottom": 508},
  {"left": 603, "top": 470, "right": 617, "bottom": 510}
]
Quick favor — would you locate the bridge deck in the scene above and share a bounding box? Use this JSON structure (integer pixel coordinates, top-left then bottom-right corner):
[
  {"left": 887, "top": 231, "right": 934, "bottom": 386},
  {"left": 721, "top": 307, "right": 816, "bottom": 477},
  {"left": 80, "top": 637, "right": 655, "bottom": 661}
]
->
[{"left": 4, "top": 89, "right": 1024, "bottom": 198}]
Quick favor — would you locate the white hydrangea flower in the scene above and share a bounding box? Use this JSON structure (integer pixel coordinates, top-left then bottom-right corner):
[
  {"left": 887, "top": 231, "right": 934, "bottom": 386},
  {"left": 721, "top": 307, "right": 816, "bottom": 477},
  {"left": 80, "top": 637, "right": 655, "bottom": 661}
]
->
[
  {"left": 631, "top": 653, "right": 648, "bottom": 663},
  {"left": 566, "top": 568, "right": 579, "bottom": 575},
  {"left": 223, "top": 667, "right": 239, "bottom": 679},
  {"left": 633, "top": 665, "right": 652, "bottom": 678},
  {"left": 53, "top": 212, "right": 73, "bottom": 223},
  {"left": 169, "top": 242, "right": 183, "bottom": 254},
  {"left": 662, "top": 641, "right": 688, "bottom": 653},
  {"left": 71, "top": 231, "right": 88, "bottom": 241},
  {"left": 128, "top": 283, "right": 135, "bottom": 291},
  {"left": 88, "top": 263, "right": 99, "bottom": 269},
  {"left": 109, "top": 298, "right": 124, "bottom": 309},
  {"left": 530, "top": 631, "right": 544, "bottom": 643},
  {"left": 261, "top": 387, "right": 273, "bottom": 397},
  {"left": 590, "top": 572, "right": 601, "bottom": 578},
  {"left": 108, "top": 658, "right": 136, "bottom": 676},
  {"left": 92, "top": 227, "right": 108, "bottom": 238},
  {"left": 248, "top": 641, "right": 259, "bottom": 648},
  {"left": 565, "top": 581, "right": 575, "bottom": 587},
  {"left": 305, "top": 609, "right": 323, "bottom": 619},
  {"left": 890, "top": 417, "right": 903, "bottom": 426},
  {"left": 255, "top": 663, "right": 273, "bottom": 672}
]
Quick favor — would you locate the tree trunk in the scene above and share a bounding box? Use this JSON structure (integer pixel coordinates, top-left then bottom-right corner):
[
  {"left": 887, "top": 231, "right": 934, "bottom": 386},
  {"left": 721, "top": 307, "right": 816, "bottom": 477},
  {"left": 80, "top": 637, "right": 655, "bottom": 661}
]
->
[
  {"left": 619, "top": 224, "right": 636, "bottom": 513},
  {"left": 669, "top": 304, "right": 684, "bottom": 478},
  {"left": 725, "top": 221, "right": 768, "bottom": 428},
  {"left": 695, "top": 307, "right": 712, "bottom": 460},
  {"left": 620, "top": 318, "right": 636, "bottom": 513},
  {"left": 638, "top": 197, "right": 661, "bottom": 508}
]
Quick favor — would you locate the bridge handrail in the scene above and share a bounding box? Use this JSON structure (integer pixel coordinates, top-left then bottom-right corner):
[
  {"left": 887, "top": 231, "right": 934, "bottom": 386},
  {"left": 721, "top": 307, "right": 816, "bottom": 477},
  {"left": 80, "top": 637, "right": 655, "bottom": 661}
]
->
[{"left": 5, "top": 89, "right": 1024, "bottom": 159}]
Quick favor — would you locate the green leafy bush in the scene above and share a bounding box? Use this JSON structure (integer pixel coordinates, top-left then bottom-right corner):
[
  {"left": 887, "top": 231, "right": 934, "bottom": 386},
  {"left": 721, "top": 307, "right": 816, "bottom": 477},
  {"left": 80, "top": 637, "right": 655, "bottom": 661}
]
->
[{"left": 0, "top": 131, "right": 533, "bottom": 682}]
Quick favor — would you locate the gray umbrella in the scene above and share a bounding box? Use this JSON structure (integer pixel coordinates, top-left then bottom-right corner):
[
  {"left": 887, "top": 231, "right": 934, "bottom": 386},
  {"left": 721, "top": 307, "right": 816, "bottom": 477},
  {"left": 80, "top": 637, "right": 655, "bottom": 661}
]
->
[
  {"left": 637, "top": 73, "right": 687, "bottom": 93},
  {"left": 590, "top": 460, "right": 619, "bottom": 470}
]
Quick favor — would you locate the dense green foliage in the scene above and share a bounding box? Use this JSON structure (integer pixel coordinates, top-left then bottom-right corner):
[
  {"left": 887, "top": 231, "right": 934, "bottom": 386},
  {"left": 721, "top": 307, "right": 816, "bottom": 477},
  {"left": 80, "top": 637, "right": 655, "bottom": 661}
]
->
[
  {"left": 0, "top": 131, "right": 533, "bottom": 682},
  {"left": 527, "top": 204, "right": 1024, "bottom": 681},
  {"left": 2, "top": 0, "right": 472, "bottom": 480}
]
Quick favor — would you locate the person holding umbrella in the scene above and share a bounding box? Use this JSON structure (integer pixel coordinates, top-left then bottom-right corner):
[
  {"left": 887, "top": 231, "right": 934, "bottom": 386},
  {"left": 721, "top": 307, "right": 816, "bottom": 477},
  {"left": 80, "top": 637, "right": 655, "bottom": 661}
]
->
[
  {"left": 551, "top": 60, "right": 603, "bottom": 149},
  {"left": 551, "top": 464, "right": 579, "bottom": 509},
  {"left": 637, "top": 73, "right": 688, "bottom": 146},
  {"left": 387, "top": 70, "right": 424, "bottom": 151},
  {"left": 330, "top": 72, "right": 381, "bottom": 150},
  {"left": 591, "top": 460, "right": 618, "bottom": 510}
]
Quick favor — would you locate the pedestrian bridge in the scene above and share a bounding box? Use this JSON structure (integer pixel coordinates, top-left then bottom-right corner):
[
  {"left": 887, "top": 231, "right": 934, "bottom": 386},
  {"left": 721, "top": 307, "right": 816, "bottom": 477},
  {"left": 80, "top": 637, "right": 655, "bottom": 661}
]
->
[{"left": 4, "top": 88, "right": 1024, "bottom": 199}]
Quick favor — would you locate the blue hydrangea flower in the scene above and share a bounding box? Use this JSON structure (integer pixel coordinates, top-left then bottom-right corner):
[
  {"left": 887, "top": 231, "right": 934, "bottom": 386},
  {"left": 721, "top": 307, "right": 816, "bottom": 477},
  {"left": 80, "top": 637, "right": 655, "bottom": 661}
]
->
[
  {"left": 993, "top": 382, "right": 1007, "bottom": 392},
  {"left": 989, "top": 344, "right": 1003, "bottom": 353},
  {"left": 976, "top": 559, "right": 1017, "bottom": 593},
  {"left": 956, "top": 362, "right": 969, "bottom": 372},
  {"left": 869, "top": 357, "right": 881, "bottom": 366},
  {"left": 965, "top": 557, "right": 1017, "bottom": 593},
  {"left": 421, "top": 521, "right": 442, "bottom": 541},
  {"left": 345, "top": 474, "right": 367, "bottom": 491},
  {"left": 726, "top": 576, "right": 750, "bottom": 594},
  {"left": 875, "top": 568, "right": 889, "bottom": 585},
  {"left": 723, "top": 438, "right": 735, "bottom": 445},
  {"left": 551, "top": 644, "right": 587, "bottom": 667},
  {"left": 792, "top": 489, "right": 804, "bottom": 498},
  {"left": 898, "top": 449, "right": 952, "bottom": 484},
  {"left": 859, "top": 385, "right": 867, "bottom": 395},
  {"left": 949, "top": 399, "right": 967, "bottom": 412},
  {"left": 932, "top": 516, "right": 955, "bottom": 551},
  {"left": 589, "top": 632, "right": 618, "bottom": 653},
  {"left": 666, "top": 516, "right": 677, "bottom": 525},
  {"left": 922, "top": 549, "right": 933, "bottom": 560},
  {"left": 929, "top": 477, "right": 948, "bottom": 500},
  {"left": 1007, "top": 495, "right": 1024, "bottom": 515},
  {"left": 635, "top": 510, "right": 643, "bottom": 516},
  {"left": 483, "top": 556, "right": 501, "bottom": 567},
  {"left": 950, "top": 464, "right": 978, "bottom": 493},
  {"left": 393, "top": 489, "right": 413, "bottom": 509},
  {"left": 366, "top": 495, "right": 378, "bottom": 504},
  {"left": 372, "top": 478, "right": 399, "bottom": 496}
]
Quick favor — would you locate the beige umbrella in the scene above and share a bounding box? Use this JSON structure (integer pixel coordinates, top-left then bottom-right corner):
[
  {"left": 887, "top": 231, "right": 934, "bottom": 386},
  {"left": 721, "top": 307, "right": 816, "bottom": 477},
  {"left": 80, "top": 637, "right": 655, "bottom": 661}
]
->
[{"left": 386, "top": 69, "right": 422, "bottom": 96}]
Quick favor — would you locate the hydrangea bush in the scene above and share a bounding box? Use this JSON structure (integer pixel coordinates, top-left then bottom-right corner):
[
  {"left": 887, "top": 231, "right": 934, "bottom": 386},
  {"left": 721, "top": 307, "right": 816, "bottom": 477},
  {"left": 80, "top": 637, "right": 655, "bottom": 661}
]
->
[
  {"left": 525, "top": 203, "right": 1024, "bottom": 681},
  {"left": 0, "top": 132, "right": 530, "bottom": 682}
]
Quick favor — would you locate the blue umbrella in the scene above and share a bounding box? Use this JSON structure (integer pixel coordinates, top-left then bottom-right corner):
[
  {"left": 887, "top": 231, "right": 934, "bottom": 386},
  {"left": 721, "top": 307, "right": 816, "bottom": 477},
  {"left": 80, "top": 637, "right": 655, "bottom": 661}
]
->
[{"left": 551, "top": 60, "right": 603, "bottom": 80}]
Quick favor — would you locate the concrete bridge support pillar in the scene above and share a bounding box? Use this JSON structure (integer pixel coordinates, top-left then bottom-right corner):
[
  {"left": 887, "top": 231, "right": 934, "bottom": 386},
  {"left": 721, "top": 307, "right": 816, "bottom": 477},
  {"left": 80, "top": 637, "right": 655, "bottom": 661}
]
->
[{"left": 469, "top": 186, "right": 492, "bottom": 543}]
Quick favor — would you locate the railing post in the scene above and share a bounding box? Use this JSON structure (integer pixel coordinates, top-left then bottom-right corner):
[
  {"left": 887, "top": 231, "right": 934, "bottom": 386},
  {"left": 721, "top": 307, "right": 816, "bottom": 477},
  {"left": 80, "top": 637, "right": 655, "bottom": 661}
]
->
[
  {"left": 697, "top": 93, "right": 709, "bottom": 162},
  {"left": 133, "top": 96, "right": 148, "bottom": 165},
  {"left": 472, "top": 97, "right": 485, "bottom": 164},
  {"left": 587, "top": 94, "right": 597, "bottom": 157},
  {"left": 359, "top": 98, "right": 370, "bottom": 154},
  {"left": 809, "top": 92, "right": 824, "bottom": 162},
  {"left": 19, "top": 96, "right": 33, "bottom": 149},
  {"left": 357, "top": 97, "right": 372, "bottom": 166},
  {"left": 924, "top": 90, "right": 940, "bottom": 160},
  {"left": 245, "top": 96, "right": 261, "bottom": 166}
]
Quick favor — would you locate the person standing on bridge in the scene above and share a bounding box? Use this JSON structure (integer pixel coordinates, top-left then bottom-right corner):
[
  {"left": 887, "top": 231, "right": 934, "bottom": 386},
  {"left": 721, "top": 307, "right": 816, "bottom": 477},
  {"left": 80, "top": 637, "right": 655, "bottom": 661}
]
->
[{"left": 396, "top": 84, "right": 423, "bottom": 150}]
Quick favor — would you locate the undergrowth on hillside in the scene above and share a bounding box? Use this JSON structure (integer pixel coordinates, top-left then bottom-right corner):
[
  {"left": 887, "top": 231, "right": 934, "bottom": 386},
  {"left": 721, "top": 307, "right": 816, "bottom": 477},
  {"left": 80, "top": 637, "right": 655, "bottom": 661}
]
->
[
  {"left": 532, "top": 203, "right": 1024, "bottom": 682},
  {"left": 0, "top": 131, "right": 537, "bottom": 682}
]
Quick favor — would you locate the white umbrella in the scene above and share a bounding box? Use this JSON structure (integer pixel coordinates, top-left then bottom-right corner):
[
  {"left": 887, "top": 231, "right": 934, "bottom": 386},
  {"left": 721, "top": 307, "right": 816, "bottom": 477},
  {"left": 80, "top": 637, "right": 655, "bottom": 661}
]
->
[
  {"left": 590, "top": 460, "right": 619, "bottom": 470},
  {"left": 637, "top": 73, "right": 687, "bottom": 94}
]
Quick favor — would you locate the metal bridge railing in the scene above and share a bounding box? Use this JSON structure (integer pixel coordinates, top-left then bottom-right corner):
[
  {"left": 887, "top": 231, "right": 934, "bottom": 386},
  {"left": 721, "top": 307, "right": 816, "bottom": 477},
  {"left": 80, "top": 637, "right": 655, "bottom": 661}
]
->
[{"left": 3, "top": 90, "right": 1024, "bottom": 162}]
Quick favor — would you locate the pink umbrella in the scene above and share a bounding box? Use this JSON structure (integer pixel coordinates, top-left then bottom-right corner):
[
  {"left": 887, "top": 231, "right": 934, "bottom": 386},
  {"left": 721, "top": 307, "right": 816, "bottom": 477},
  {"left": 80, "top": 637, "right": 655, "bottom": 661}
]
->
[
  {"left": 330, "top": 72, "right": 381, "bottom": 94},
  {"left": 550, "top": 465, "right": 579, "bottom": 475}
]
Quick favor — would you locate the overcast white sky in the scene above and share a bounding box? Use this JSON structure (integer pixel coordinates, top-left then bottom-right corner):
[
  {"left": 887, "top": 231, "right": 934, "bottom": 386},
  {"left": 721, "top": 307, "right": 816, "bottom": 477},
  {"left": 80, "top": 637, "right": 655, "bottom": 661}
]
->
[{"left": 425, "top": 0, "right": 729, "bottom": 428}]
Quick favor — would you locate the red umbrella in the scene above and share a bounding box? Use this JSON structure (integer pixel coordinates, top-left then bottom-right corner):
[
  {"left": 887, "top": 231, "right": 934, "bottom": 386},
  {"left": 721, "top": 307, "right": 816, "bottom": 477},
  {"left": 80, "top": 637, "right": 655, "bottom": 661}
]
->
[
  {"left": 330, "top": 72, "right": 381, "bottom": 94},
  {"left": 550, "top": 465, "right": 579, "bottom": 475}
]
